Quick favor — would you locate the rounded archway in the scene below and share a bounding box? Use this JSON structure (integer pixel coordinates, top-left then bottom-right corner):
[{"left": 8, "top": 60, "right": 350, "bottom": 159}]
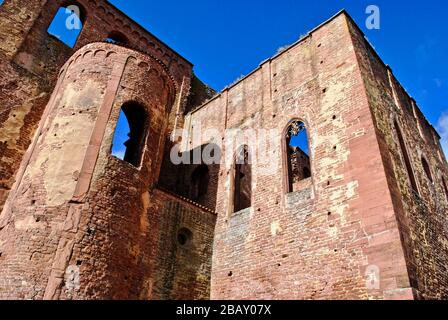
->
[
  {"left": 106, "top": 31, "right": 129, "bottom": 45},
  {"left": 111, "top": 101, "right": 148, "bottom": 167}
]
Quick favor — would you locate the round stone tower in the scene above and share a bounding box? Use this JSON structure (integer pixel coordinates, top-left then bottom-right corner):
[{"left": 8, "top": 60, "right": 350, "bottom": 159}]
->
[{"left": 0, "top": 43, "right": 177, "bottom": 299}]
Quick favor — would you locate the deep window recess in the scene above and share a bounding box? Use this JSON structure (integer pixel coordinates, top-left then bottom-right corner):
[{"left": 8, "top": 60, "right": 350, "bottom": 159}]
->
[
  {"left": 233, "top": 145, "right": 252, "bottom": 212},
  {"left": 111, "top": 102, "right": 147, "bottom": 167},
  {"left": 105, "top": 31, "right": 128, "bottom": 45},
  {"left": 394, "top": 121, "right": 418, "bottom": 193},
  {"left": 421, "top": 157, "right": 433, "bottom": 183},
  {"left": 47, "top": 4, "right": 85, "bottom": 48},
  {"left": 285, "top": 120, "right": 311, "bottom": 193},
  {"left": 190, "top": 165, "right": 210, "bottom": 202}
]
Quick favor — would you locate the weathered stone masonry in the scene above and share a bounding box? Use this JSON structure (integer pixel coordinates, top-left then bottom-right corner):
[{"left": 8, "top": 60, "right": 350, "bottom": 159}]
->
[
  {"left": 0, "top": 1, "right": 447, "bottom": 300},
  {"left": 0, "top": 0, "right": 215, "bottom": 300},
  {"left": 178, "top": 12, "right": 448, "bottom": 300},
  {"left": 0, "top": 0, "right": 200, "bottom": 212}
]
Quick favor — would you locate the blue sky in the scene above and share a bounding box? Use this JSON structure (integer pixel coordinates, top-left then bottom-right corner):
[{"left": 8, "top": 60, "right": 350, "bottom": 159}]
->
[{"left": 48, "top": 0, "right": 448, "bottom": 157}]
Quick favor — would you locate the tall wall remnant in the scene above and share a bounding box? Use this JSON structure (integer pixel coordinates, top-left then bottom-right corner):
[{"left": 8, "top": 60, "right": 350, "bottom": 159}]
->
[
  {"left": 0, "top": 1, "right": 447, "bottom": 300},
  {"left": 0, "top": 0, "right": 203, "bottom": 212},
  {"left": 174, "top": 12, "right": 448, "bottom": 300},
  {"left": 0, "top": 0, "right": 215, "bottom": 300}
]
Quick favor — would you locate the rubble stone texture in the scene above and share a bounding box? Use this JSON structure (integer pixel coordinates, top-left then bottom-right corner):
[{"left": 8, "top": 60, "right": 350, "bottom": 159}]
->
[{"left": 0, "top": 0, "right": 447, "bottom": 300}]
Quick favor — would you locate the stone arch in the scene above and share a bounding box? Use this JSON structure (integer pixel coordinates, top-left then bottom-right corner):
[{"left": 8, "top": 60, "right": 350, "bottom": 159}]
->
[
  {"left": 47, "top": 1, "right": 87, "bottom": 48},
  {"left": 111, "top": 101, "right": 148, "bottom": 167},
  {"left": 106, "top": 31, "right": 129, "bottom": 45}
]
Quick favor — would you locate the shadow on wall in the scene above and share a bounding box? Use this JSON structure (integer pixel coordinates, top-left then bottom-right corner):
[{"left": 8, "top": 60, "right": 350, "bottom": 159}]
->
[{"left": 158, "top": 142, "right": 221, "bottom": 211}]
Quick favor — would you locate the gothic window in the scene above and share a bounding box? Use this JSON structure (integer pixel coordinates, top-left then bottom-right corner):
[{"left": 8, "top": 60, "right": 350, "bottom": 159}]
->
[
  {"left": 190, "top": 165, "right": 210, "bottom": 202},
  {"left": 106, "top": 31, "right": 128, "bottom": 45},
  {"left": 47, "top": 4, "right": 85, "bottom": 48},
  {"left": 394, "top": 121, "right": 418, "bottom": 193},
  {"left": 421, "top": 156, "right": 433, "bottom": 183},
  {"left": 285, "top": 120, "right": 311, "bottom": 193},
  {"left": 111, "top": 102, "right": 147, "bottom": 167},
  {"left": 234, "top": 145, "right": 252, "bottom": 212}
]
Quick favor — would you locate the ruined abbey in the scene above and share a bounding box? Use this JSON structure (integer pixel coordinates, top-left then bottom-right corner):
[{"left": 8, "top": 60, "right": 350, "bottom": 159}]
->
[{"left": 1, "top": 0, "right": 448, "bottom": 300}]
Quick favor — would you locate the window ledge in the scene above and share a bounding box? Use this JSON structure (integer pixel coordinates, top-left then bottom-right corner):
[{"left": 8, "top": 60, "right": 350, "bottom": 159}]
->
[
  {"left": 285, "top": 185, "right": 313, "bottom": 208},
  {"left": 231, "top": 207, "right": 251, "bottom": 218},
  {"left": 110, "top": 154, "right": 141, "bottom": 171},
  {"left": 291, "top": 177, "right": 312, "bottom": 191}
]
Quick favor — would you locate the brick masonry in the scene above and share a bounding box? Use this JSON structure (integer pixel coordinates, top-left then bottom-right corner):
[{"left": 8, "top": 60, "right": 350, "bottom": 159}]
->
[
  {"left": 349, "top": 20, "right": 448, "bottom": 299},
  {"left": 178, "top": 13, "right": 448, "bottom": 300},
  {"left": 0, "top": 0, "right": 197, "bottom": 212},
  {"left": 0, "top": 0, "right": 214, "bottom": 300},
  {"left": 0, "top": 1, "right": 447, "bottom": 300}
]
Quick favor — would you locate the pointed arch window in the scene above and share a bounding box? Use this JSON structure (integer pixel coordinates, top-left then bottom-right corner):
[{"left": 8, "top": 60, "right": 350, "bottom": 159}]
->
[
  {"left": 47, "top": 4, "right": 86, "bottom": 48},
  {"left": 111, "top": 102, "right": 147, "bottom": 167},
  {"left": 394, "top": 121, "right": 418, "bottom": 193},
  {"left": 233, "top": 145, "right": 252, "bottom": 212},
  {"left": 285, "top": 120, "right": 311, "bottom": 193}
]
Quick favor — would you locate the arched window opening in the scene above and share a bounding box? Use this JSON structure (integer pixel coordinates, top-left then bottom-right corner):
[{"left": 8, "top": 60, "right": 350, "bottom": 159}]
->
[
  {"left": 106, "top": 31, "right": 128, "bottom": 45},
  {"left": 234, "top": 145, "right": 252, "bottom": 212},
  {"left": 421, "top": 157, "right": 433, "bottom": 183},
  {"left": 442, "top": 177, "right": 448, "bottom": 201},
  {"left": 47, "top": 4, "right": 85, "bottom": 48},
  {"left": 394, "top": 121, "right": 418, "bottom": 193},
  {"left": 190, "top": 165, "right": 210, "bottom": 202},
  {"left": 111, "top": 102, "right": 147, "bottom": 167},
  {"left": 285, "top": 120, "right": 311, "bottom": 193}
]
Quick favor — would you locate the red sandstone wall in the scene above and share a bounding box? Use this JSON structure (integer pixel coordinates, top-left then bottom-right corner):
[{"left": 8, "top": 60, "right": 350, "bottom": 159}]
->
[
  {"left": 348, "top": 18, "right": 448, "bottom": 299},
  {"left": 1, "top": 3, "right": 445, "bottom": 300},
  {"left": 0, "top": 1, "right": 69, "bottom": 214},
  {"left": 0, "top": 0, "right": 191, "bottom": 84},
  {"left": 0, "top": 43, "right": 192, "bottom": 299},
  {"left": 0, "top": 0, "right": 197, "bottom": 212},
  {"left": 184, "top": 12, "right": 413, "bottom": 300},
  {"left": 0, "top": 57, "right": 51, "bottom": 212},
  {"left": 158, "top": 148, "right": 221, "bottom": 211},
  {"left": 150, "top": 189, "right": 216, "bottom": 300}
]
